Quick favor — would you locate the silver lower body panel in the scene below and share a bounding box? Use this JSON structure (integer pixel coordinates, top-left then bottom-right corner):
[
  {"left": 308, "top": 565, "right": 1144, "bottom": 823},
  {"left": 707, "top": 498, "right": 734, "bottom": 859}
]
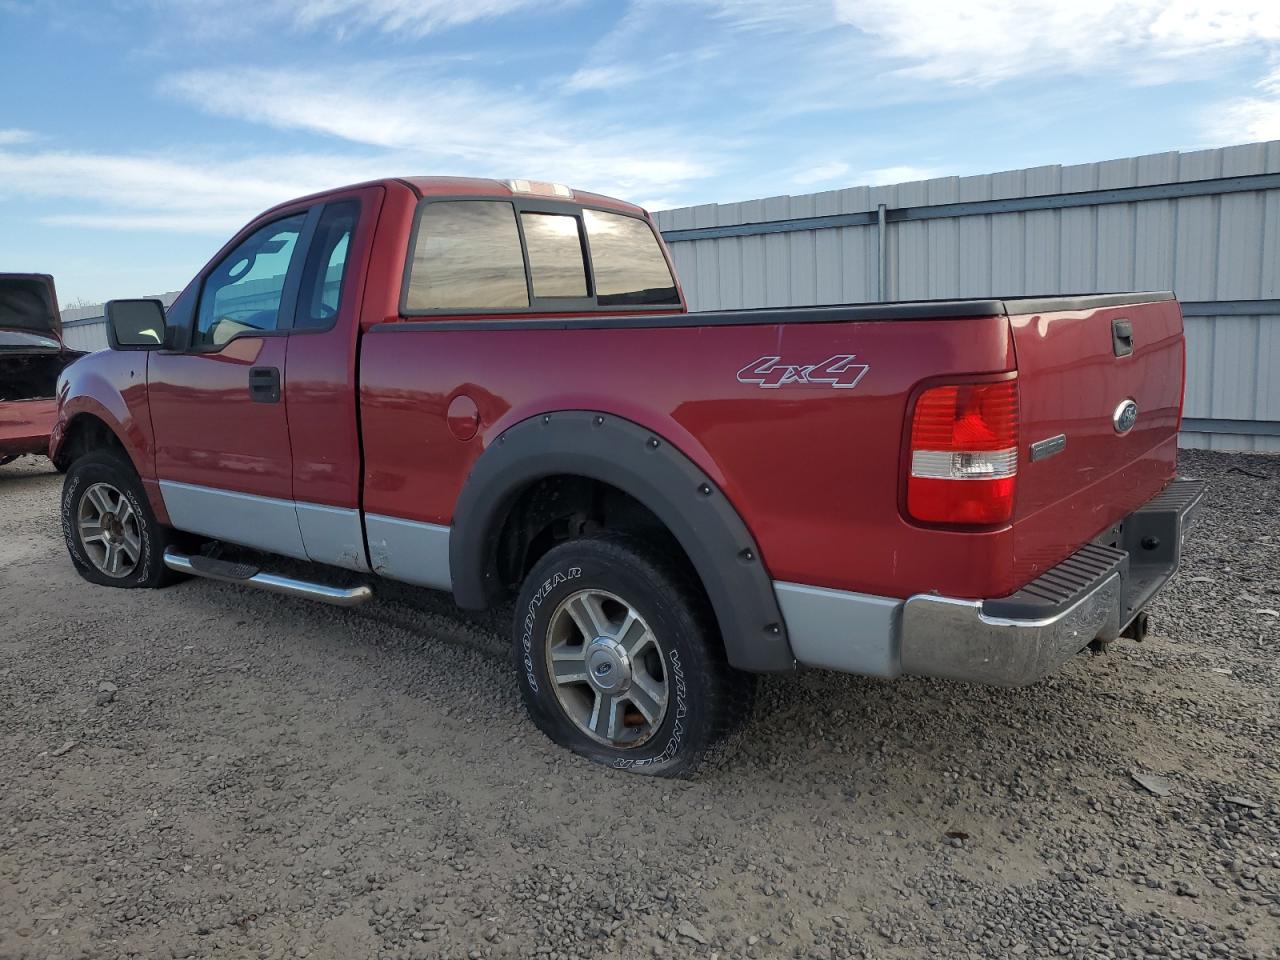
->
[{"left": 364, "top": 514, "right": 452, "bottom": 590}]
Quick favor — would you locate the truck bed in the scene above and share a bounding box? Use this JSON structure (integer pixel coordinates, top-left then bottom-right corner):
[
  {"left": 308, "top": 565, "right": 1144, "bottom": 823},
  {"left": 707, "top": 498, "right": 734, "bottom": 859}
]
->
[{"left": 360, "top": 291, "right": 1182, "bottom": 602}]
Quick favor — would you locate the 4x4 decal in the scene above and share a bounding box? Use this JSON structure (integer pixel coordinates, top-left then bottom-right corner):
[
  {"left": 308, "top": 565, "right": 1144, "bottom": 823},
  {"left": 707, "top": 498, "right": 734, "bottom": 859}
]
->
[{"left": 736, "top": 355, "right": 869, "bottom": 389}]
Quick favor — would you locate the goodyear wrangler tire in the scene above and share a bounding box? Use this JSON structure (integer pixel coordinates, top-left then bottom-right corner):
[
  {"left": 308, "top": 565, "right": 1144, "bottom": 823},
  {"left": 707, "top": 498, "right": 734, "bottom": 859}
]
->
[
  {"left": 513, "top": 534, "right": 754, "bottom": 777},
  {"left": 61, "top": 451, "right": 184, "bottom": 589}
]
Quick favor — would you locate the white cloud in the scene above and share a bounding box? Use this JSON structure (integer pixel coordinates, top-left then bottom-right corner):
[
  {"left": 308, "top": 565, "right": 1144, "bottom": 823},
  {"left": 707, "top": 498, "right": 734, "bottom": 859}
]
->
[
  {"left": 700, "top": 0, "right": 1280, "bottom": 87},
  {"left": 166, "top": 65, "right": 717, "bottom": 201},
  {"left": 0, "top": 60, "right": 721, "bottom": 237},
  {"left": 0, "top": 128, "right": 37, "bottom": 145},
  {"left": 831, "top": 0, "right": 1280, "bottom": 86},
  {"left": 785, "top": 162, "right": 946, "bottom": 191},
  {"left": 702, "top": 0, "right": 831, "bottom": 34},
  {"left": 1205, "top": 65, "right": 1280, "bottom": 143},
  {"left": 791, "top": 160, "right": 852, "bottom": 186},
  {"left": 286, "top": 0, "right": 580, "bottom": 37},
  {"left": 564, "top": 64, "right": 643, "bottom": 93},
  {"left": 862, "top": 164, "right": 944, "bottom": 186},
  {"left": 159, "top": 0, "right": 580, "bottom": 38},
  {"left": 0, "top": 144, "right": 392, "bottom": 233}
]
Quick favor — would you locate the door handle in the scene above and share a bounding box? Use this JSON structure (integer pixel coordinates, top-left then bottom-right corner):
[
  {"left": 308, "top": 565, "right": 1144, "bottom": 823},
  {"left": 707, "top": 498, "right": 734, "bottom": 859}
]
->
[{"left": 248, "top": 366, "right": 281, "bottom": 403}]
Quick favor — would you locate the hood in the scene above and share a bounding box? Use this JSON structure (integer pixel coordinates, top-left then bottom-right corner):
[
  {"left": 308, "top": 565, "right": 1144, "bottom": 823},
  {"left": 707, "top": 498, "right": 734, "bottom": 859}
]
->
[{"left": 0, "top": 274, "right": 63, "bottom": 346}]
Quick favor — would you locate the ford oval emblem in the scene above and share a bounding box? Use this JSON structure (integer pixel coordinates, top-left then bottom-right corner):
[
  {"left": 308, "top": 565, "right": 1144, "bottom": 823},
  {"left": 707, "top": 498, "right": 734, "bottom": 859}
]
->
[{"left": 1113, "top": 399, "right": 1138, "bottom": 435}]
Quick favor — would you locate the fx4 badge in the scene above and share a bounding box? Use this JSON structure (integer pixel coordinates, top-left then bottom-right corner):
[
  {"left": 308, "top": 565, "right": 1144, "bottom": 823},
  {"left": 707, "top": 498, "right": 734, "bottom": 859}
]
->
[{"left": 736, "top": 355, "right": 869, "bottom": 390}]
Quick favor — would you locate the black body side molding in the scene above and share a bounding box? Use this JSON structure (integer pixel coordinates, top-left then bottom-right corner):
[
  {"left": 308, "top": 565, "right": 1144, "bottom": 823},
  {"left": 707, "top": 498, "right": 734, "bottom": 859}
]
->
[{"left": 448, "top": 411, "right": 795, "bottom": 673}]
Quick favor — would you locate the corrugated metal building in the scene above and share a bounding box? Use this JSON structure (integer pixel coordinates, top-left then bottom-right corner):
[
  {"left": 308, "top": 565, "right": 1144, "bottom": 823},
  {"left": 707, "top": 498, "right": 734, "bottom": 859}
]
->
[
  {"left": 656, "top": 140, "right": 1280, "bottom": 453},
  {"left": 60, "top": 311, "right": 112, "bottom": 353}
]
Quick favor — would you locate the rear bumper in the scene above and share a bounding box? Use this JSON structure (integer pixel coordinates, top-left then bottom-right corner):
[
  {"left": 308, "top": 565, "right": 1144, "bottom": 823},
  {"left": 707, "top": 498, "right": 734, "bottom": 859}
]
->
[{"left": 775, "top": 479, "right": 1206, "bottom": 686}]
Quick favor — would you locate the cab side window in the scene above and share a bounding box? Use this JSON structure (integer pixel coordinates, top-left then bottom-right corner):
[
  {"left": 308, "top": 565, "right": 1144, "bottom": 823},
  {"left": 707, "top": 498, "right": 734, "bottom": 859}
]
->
[
  {"left": 582, "top": 209, "right": 680, "bottom": 306},
  {"left": 195, "top": 214, "right": 306, "bottom": 348},
  {"left": 404, "top": 201, "right": 529, "bottom": 311}
]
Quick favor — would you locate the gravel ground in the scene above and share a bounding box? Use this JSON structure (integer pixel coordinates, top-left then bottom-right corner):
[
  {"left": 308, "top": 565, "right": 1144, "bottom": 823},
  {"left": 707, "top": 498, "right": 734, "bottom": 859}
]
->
[{"left": 1, "top": 449, "right": 1276, "bottom": 960}]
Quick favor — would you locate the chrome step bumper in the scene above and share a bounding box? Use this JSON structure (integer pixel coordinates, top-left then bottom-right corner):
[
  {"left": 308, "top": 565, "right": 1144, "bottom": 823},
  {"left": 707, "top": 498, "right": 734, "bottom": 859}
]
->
[
  {"left": 776, "top": 479, "right": 1206, "bottom": 686},
  {"left": 900, "top": 479, "right": 1206, "bottom": 685}
]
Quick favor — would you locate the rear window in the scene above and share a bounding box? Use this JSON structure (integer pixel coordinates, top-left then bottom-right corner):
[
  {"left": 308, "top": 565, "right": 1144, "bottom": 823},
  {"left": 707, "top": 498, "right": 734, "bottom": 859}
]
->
[
  {"left": 520, "top": 212, "right": 588, "bottom": 298},
  {"left": 405, "top": 201, "right": 529, "bottom": 311},
  {"left": 583, "top": 209, "right": 679, "bottom": 306}
]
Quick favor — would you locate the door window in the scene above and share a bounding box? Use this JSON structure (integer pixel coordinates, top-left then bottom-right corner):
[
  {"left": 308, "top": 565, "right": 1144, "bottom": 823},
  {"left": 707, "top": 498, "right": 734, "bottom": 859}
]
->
[
  {"left": 295, "top": 201, "right": 359, "bottom": 331},
  {"left": 195, "top": 214, "right": 306, "bottom": 348}
]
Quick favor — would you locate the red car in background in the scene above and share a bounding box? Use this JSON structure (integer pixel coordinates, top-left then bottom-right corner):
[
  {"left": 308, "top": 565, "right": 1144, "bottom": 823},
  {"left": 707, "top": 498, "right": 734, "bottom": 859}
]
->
[{"left": 1, "top": 274, "right": 85, "bottom": 466}]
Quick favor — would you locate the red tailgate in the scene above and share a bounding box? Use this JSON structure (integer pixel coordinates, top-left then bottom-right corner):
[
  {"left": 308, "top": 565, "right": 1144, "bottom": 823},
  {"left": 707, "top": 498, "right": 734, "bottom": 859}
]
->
[{"left": 1008, "top": 296, "right": 1184, "bottom": 585}]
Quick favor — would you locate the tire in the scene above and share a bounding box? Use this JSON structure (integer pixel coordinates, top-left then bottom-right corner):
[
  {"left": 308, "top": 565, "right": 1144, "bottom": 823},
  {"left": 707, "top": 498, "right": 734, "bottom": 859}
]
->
[
  {"left": 513, "top": 534, "right": 755, "bottom": 777},
  {"left": 61, "top": 451, "right": 184, "bottom": 588}
]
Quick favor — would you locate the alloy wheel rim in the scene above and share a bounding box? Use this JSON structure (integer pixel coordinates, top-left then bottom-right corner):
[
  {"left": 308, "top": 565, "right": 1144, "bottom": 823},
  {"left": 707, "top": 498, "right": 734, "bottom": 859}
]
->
[
  {"left": 77, "top": 482, "right": 142, "bottom": 579},
  {"left": 545, "top": 589, "right": 669, "bottom": 747}
]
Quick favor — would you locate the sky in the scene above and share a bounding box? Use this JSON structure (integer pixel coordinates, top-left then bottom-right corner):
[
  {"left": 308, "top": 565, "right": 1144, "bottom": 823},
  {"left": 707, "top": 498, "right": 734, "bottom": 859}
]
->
[{"left": 2, "top": 0, "right": 1279, "bottom": 305}]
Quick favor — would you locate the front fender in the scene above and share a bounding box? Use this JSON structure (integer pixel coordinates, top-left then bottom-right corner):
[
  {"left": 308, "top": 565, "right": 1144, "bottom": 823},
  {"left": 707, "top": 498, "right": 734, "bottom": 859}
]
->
[
  {"left": 449, "top": 410, "right": 794, "bottom": 672},
  {"left": 54, "top": 352, "right": 150, "bottom": 465},
  {"left": 53, "top": 351, "right": 166, "bottom": 521}
]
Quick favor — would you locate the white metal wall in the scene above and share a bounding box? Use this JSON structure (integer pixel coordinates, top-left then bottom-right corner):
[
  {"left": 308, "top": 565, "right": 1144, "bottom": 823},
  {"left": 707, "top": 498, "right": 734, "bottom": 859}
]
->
[
  {"left": 655, "top": 141, "right": 1280, "bottom": 453},
  {"left": 61, "top": 318, "right": 109, "bottom": 353}
]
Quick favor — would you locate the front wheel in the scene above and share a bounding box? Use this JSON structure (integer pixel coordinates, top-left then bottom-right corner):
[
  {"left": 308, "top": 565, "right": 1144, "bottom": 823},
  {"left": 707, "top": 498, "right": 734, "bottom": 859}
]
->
[
  {"left": 513, "top": 535, "right": 754, "bottom": 777},
  {"left": 61, "top": 451, "right": 184, "bottom": 588}
]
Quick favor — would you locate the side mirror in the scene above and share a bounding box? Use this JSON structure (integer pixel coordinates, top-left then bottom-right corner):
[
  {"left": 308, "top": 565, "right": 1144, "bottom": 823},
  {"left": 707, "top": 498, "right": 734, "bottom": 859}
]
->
[{"left": 105, "top": 299, "right": 168, "bottom": 351}]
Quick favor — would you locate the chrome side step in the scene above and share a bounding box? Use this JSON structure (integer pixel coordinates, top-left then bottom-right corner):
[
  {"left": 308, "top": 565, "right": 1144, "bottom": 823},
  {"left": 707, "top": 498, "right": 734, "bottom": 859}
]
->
[{"left": 163, "top": 548, "right": 373, "bottom": 608}]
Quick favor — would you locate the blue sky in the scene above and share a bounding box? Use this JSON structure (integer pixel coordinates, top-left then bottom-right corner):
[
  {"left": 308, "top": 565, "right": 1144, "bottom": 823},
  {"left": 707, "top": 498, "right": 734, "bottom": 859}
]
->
[{"left": 2, "top": 0, "right": 1279, "bottom": 304}]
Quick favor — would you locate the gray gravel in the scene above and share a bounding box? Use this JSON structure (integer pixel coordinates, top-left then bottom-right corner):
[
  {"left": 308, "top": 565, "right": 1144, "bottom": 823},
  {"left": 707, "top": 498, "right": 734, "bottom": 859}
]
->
[{"left": 1, "top": 449, "right": 1277, "bottom": 960}]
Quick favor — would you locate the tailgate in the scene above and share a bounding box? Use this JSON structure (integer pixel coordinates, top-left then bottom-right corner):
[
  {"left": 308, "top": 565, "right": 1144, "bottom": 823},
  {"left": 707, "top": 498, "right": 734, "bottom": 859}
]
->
[{"left": 1008, "top": 295, "right": 1184, "bottom": 584}]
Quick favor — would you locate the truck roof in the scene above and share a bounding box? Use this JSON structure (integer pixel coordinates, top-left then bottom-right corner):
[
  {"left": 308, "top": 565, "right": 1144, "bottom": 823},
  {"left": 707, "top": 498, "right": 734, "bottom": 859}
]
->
[
  {"left": 259, "top": 177, "right": 649, "bottom": 219},
  {"left": 399, "top": 177, "right": 647, "bottom": 216}
]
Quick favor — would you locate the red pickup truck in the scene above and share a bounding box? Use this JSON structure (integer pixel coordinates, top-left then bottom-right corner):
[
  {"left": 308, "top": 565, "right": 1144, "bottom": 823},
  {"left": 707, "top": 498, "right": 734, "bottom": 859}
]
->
[{"left": 53, "top": 176, "right": 1203, "bottom": 776}]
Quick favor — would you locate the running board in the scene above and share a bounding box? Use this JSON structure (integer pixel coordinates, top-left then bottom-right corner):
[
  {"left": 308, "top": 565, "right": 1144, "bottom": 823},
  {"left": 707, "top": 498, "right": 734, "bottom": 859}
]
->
[{"left": 163, "top": 549, "right": 373, "bottom": 608}]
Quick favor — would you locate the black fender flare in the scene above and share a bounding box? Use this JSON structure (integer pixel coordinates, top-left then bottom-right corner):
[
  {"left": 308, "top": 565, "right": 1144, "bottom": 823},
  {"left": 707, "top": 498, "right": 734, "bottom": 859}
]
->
[{"left": 449, "top": 411, "right": 794, "bottom": 672}]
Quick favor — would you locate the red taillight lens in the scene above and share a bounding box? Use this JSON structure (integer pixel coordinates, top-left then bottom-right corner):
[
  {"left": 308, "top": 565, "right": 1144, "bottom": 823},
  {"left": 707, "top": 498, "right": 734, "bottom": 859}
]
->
[{"left": 907, "top": 380, "right": 1019, "bottom": 525}]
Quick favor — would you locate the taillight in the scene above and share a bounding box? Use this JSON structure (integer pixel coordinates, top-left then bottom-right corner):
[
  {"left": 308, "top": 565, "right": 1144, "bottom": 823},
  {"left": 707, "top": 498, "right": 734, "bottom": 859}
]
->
[{"left": 907, "top": 379, "right": 1019, "bottom": 525}]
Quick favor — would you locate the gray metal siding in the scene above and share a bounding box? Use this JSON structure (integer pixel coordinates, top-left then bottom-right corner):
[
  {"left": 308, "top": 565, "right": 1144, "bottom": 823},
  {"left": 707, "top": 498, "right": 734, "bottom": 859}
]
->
[
  {"left": 656, "top": 140, "right": 1280, "bottom": 453},
  {"left": 61, "top": 318, "right": 109, "bottom": 353}
]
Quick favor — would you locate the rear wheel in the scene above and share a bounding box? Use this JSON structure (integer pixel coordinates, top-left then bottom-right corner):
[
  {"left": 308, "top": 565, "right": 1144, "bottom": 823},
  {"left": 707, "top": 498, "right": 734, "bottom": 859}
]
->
[
  {"left": 513, "top": 534, "right": 754, "bottom": 777},
  {"left": 61, "top": 451, "right": 184, "bottom": 588}
]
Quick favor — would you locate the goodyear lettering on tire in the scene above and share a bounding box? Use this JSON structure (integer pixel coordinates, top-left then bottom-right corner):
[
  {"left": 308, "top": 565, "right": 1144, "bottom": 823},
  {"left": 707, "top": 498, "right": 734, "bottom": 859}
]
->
[{"left": 521, "top": 566, "right": 582, "bottom": 693}]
